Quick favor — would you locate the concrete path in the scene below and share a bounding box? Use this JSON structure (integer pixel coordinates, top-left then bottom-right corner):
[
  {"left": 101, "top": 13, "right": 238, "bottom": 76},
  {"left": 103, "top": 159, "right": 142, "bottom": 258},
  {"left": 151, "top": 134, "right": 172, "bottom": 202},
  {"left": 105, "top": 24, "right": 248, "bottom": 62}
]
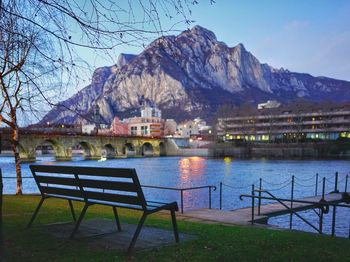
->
[{"left": 44, "top": 219, "right": 195, "bottom": 252}]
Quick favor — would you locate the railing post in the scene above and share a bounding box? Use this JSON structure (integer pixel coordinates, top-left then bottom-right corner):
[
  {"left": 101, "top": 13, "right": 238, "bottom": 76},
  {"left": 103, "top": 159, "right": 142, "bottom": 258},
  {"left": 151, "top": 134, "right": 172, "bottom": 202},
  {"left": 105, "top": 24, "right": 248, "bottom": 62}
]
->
[
  {"left": 331, "top": 204, "right": 337, "bottom": 237},
  {"left": 345, "top": 174, "right": 349, "bottom": 192},
  {"left": 209, "top": 187, "right": 212, "bottom": 209},
  {"left": 290, "top": 175, "right": 294, "bottom": 230},
  {"left": 315, "top": 173, "right": 319, "bottom": 196},
  {"left": 321, "top": 177, "right": 326, "bottom": 201},
  {"left": 334, "top": 172, "right": 339, "bottom": 193},
  {"left": 319, "top": 177, "right": 326, "bottom": 234},
  {"left": 180, "top": 189, "right": 184, "bottom": 214},
  {"left": 251, "top": 184, "right": 255, "bottom": 225},
  {"left": 219, "top": 182, "right": 222, "bottom": 210},
  {"left": 258, "top": 178, "right": 262, "bottom": 216}
]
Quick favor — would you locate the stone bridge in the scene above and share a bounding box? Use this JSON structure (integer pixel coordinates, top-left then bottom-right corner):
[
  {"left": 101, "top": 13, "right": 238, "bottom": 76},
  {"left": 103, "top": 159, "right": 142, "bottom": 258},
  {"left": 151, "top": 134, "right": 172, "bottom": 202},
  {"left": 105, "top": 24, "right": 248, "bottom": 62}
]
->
[{"left": 18, "top": 133, "right": 166, "bottom": 162}]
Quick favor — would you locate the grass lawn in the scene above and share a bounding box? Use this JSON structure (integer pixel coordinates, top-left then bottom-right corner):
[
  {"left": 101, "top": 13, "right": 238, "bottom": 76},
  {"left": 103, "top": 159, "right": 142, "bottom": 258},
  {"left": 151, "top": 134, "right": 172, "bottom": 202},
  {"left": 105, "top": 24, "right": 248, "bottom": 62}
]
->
[{"left": 2, "top": 195, "right": 350, "bottom": 261}]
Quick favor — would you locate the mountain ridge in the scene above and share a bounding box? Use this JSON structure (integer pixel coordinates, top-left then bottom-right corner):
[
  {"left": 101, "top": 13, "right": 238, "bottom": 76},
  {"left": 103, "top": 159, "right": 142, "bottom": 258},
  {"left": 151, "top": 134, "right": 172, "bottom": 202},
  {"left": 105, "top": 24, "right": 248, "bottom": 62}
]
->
[{"left": 40, "top": 25, "right": 350, "bottom": 125}]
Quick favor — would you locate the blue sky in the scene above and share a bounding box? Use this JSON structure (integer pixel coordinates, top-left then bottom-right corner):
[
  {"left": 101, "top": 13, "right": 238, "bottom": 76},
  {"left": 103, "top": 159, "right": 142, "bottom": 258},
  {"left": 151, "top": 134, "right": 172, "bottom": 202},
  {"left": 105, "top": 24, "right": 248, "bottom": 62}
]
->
[{"left": 75, "top": 0, "right": 350, "bottom": 87}]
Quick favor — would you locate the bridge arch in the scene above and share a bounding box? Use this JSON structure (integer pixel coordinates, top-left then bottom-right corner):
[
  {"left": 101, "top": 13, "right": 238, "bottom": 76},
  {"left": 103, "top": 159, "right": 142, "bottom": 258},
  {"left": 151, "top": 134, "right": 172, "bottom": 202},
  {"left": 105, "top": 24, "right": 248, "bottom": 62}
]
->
[
  {"left": 102, "top": 144, "right": 116, "bottom": 159},
  {"left": 72, "top": 141, "right": 97, "bottom": 159},
  {"left": 35, "top": 139, "right": 59, "bottom": 156},
  {"left": 123, "top": 142, "right": 135, "bottom": 156},
  {"left": 141, "top": 142, "right": 154, "bottom": 156}
]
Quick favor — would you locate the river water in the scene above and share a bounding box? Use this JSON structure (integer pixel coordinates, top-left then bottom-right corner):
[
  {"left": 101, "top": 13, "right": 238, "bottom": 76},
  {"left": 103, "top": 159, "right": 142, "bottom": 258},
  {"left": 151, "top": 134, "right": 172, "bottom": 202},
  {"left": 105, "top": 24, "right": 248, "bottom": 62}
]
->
[{"left": 1, "top": 156, "right": 349, "bottom": 237}]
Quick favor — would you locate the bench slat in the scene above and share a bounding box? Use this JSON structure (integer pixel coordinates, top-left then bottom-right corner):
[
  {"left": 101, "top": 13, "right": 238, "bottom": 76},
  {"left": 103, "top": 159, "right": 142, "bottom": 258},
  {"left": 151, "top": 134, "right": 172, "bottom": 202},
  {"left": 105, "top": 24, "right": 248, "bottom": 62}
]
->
[
  {"left": 36, "top": 176, "right": 138, "bottom": 192},
  {"left": 31, "top": 165, "right": 136, "bottom": 178},
  {"left": 79, "top": 179, "right": 138, "bottom": 192},
  {"left": 41, "top": 186, "right": 83, "bottom": 198},
  {"left": 84, "top": 191, "right": 142, "bottom": 205},
  {"left": 36, "top": 176, "right": 77, "bottom": 186}
]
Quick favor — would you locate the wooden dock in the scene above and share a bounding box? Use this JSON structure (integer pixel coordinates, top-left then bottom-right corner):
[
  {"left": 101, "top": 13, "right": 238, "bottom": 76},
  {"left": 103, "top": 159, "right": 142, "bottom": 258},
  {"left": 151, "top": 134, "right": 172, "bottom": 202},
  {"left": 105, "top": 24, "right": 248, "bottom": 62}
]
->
[{"left": 179, "top": 192, "right": 347, "bottom": 226}]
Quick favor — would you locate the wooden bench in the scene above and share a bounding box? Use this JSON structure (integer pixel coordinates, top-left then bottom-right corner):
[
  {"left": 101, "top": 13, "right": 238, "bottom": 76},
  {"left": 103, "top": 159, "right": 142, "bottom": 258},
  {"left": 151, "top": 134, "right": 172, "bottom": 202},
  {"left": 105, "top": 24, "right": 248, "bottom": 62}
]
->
[{"left": 27, "top": 165, "right": 179, "bottom": 253}]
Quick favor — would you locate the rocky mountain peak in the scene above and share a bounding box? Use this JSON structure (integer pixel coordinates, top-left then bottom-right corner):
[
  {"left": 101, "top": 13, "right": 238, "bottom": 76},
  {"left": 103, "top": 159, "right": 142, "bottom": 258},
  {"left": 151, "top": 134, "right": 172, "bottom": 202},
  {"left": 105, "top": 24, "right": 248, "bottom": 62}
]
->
[
  {"left": 117, "top": 53, "right": 137, "bottom": 67},
  {"left": 189, "top": 25, "right": 217, "bottom": 40}
]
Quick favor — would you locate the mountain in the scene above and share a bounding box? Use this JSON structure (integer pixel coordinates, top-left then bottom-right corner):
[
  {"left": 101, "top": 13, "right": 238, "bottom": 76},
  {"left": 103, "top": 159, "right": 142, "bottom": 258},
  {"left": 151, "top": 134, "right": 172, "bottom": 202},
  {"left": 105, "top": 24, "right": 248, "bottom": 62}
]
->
[{"left": 40, "top": 25, "right": 350, "bottom": 125}]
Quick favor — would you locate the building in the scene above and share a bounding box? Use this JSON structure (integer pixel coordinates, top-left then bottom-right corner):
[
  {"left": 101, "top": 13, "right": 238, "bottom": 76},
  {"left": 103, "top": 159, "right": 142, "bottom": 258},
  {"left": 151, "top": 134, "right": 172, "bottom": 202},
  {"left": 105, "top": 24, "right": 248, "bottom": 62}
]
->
[
  {"left": 81, "top": 104, "right": 109, "bottom": 134},
  {"left": 111, "top": 117, "right": 129, "bottom": 135},
  {"left": 141, "top": 104, "right": 162, "bottom": 118},
  {"left": 257, "top": 100, "right": 281, "bottom": 110},
  {"left": 125, "top": 116, "right": 164, "bottom": 137},
  {"left": 217, "top": 103, "right": 350, "bottom": 142},
  {"left": 176, "top": 118, "right": 211, "bottom": 138}
]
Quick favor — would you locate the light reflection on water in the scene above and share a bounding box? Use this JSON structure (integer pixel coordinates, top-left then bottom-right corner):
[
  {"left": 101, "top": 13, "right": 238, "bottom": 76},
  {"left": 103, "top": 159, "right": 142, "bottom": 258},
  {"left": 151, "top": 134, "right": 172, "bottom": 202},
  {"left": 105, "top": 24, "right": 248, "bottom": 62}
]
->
[
  {"left": 179, "top": 157, "right": 206, "bottom": 181},
  {"left": 1, "top": 156, "right": 350, "bottom": 237}
]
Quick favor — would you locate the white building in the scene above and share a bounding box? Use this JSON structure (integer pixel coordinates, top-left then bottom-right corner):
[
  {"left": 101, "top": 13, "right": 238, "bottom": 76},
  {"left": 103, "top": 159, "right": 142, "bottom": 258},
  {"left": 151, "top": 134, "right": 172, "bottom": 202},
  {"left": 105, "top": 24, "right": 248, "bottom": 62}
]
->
[
  {"left": 257, "top": 100, "right": 281, "bottom": 110},
  {"left": 82, "top": 124, "right": 96, "bottom": 134},
  {"left": 141, "top": 104, "right": 162, "bottom": 118}
]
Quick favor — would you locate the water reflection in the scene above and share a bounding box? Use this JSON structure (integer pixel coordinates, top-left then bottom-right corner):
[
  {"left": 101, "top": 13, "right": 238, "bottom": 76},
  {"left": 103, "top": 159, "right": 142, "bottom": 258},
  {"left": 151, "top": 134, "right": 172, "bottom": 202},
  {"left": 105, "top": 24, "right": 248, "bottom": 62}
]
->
[
  {"left": 223, "top": 157, "right": 232, "bottom": 176},
  {"left": 178, "top": 157, "right": 206, "bottom": 181}
]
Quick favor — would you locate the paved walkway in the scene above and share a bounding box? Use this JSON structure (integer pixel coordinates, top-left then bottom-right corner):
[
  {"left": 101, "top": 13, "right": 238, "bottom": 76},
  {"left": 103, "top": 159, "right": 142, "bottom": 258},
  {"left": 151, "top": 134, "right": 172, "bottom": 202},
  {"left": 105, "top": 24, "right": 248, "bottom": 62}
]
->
[{"left": 44, "top": 219, "right": 195, "bottom": 252}]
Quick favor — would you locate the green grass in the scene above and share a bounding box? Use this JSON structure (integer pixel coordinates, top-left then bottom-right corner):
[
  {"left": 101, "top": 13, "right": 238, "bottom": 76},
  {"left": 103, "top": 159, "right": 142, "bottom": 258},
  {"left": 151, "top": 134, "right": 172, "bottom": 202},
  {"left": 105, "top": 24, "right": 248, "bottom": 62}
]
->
[{"left": 2, "top": 195, "right": 350, "bottom": 261}]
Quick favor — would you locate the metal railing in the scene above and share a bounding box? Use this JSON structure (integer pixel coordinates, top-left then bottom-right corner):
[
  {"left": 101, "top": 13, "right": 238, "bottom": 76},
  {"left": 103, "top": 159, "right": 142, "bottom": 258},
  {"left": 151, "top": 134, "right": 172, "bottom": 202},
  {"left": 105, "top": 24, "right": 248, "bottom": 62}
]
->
[
  {"left": 141, "top": 184, "right": 217, "bottom": 213},
  {"left": 238, "top": 172, "right": 350, "bottom": 238}
]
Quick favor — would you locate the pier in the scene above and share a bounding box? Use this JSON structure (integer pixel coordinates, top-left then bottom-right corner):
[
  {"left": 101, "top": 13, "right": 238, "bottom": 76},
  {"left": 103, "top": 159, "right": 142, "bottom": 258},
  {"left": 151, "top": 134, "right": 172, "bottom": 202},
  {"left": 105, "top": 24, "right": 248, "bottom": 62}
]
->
[{"left": 181, "top": 172, "right": 350, "bottom": 237}]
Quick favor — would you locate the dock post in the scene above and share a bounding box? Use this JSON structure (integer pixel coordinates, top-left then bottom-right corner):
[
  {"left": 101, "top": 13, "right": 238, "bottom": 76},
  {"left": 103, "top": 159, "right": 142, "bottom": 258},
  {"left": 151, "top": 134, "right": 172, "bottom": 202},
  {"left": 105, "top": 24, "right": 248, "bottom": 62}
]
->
[
  {"left": 331, "top": 205, "right": 337, "bottom": 237},
  {"left": 345, "top": 174, "right": 348, "bottom": 192},
  {"left": 290, "top": 176, "right": 294, "bottom": 230},
  {"left": 331, "top": 173, "right": 339, "bottom": 236},
  {"left": 315, "top": 173, "right": 319, "bottom": 196},
  {"left": 209, "top": 187, "right": 212, "bottom": 209},
  {"left": 319, "top": 177, "right": 326, "bottom": 234},
  {"left": 334, "top": 172, "right": 339, "bottom": 193},
  {"left": 180, "top": 189, "right": 184, "bottom": 214},
  {"left": 258, "top": 178, "right": 262, "bottom": 216},
  {"left": 251, "top": 184, "right": 255, "bottom": 225},
  {"left": 219, "top": 182, "right": 222, "bottom": 210}
]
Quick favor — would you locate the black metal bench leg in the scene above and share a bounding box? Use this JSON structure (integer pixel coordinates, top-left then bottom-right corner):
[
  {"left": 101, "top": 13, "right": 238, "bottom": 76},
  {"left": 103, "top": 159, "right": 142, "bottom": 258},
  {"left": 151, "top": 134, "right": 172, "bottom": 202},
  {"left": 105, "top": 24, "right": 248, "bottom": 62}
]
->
[
  {"left": 127, "top": 213, "right": 147, "bottom": 254},
  {"left": 112, "top": 207, "right": 122, "bottom": 232},
  {"left": 27, "top": 197, "right": 45, "bottom": 228},
  {"left": 70, "top": 203, "right": 89, "bottom": 239},
  {"left": 68, "top": 200, "right": 76, "bottom": 221},
  {"left": 171, "top": 209, "right": 180, "bottom": 243}
]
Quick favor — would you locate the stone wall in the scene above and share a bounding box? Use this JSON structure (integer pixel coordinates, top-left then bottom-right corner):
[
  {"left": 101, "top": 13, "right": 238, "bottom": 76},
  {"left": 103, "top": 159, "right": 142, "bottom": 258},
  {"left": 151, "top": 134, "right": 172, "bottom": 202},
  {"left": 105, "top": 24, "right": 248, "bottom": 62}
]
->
[{"left": 210, "top": 142, "right": 350, "bottom": 159}]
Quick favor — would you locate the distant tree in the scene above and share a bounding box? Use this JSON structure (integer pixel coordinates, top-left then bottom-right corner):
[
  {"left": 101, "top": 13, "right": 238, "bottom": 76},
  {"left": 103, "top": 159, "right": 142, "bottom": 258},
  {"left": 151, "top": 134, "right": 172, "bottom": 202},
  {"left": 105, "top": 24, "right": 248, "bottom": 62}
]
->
[{"left": 215, "top": 104, "right": 237, "bottom": 140}]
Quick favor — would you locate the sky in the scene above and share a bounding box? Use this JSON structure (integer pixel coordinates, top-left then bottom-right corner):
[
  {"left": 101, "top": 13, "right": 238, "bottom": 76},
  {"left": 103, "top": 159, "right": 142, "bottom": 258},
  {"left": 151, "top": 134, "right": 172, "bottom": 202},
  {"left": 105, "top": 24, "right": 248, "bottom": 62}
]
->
[{"left": 72, "top": 0, "right": 350, "bottom": 89}]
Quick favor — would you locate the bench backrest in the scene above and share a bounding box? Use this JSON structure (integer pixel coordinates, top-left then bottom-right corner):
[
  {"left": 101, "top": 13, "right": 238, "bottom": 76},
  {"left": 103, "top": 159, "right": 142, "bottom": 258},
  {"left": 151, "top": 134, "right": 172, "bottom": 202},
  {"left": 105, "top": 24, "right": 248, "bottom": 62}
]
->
[{"left": 30, "top": 165, "right": 147, "bottom": 210}]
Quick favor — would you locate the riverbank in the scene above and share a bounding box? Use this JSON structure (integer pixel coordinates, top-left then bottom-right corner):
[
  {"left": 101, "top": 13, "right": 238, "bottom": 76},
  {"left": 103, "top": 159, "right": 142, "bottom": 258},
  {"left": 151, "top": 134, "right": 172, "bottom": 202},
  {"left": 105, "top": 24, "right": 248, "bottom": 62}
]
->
[
  {"left": 210, "top": 141, "right": 350, "bottom": 159},
  {"left": 2, "top": 195, "right": 350, "bottom": 261}
]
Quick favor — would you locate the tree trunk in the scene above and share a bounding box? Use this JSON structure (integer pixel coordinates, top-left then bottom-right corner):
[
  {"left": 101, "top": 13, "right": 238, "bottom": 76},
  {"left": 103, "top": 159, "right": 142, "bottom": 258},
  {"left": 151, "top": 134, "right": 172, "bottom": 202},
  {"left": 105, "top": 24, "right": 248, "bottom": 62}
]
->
[
  {"left": 0, "top": 168, "right": 3, "bottom": 256},
  {"left": 11, "top": 124, "right": 22, "bottom": 195}
]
